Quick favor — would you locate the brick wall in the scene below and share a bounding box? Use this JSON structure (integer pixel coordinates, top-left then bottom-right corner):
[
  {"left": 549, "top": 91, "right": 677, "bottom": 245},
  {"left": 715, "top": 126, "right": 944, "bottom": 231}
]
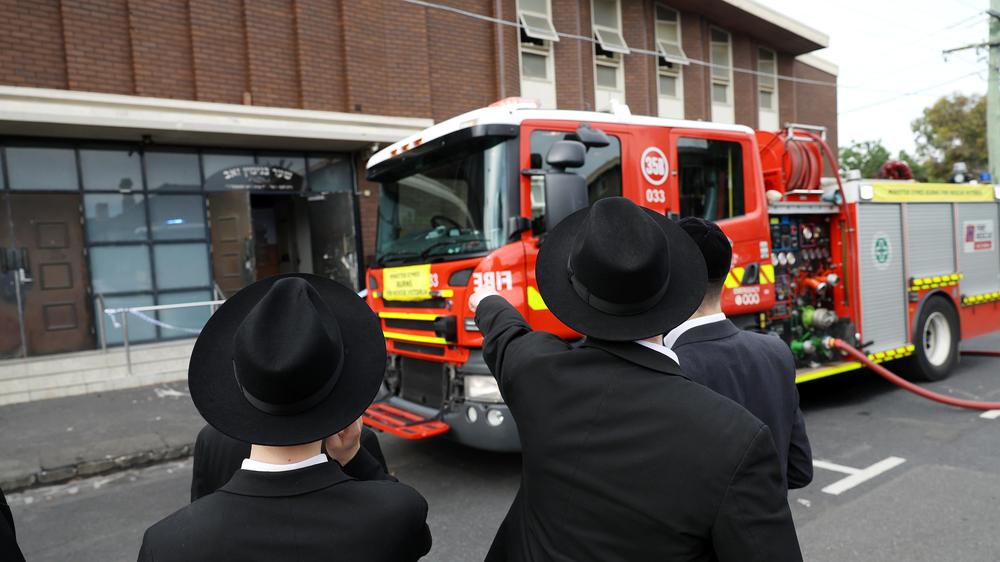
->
[
  {"left": 790, "top": 59, "right": 839, "bottom": 169},
  {"left": 731, "top": 33, "right": 755, "bottom": 129},
  {"left": 128, "top": 0, "right": 195, "bottom": 100},
  {"left": 0, "top": 0, "right": 838, "bottom": 261},
  {"left": 0, "top": 0, "right": 67, "bottom": 89},
  {"left": 679, "top": 9, "right": 708, "bottom": 120}
]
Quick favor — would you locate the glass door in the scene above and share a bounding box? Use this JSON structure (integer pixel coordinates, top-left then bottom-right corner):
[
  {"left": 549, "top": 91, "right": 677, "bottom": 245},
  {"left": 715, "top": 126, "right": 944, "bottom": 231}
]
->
[{"left": 0, "top": 191, "right": 25, "bottom": 358}]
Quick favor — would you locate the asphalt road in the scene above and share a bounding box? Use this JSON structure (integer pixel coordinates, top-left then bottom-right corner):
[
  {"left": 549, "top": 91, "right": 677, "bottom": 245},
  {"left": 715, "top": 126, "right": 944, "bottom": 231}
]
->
[{"left": 8, "top": 332, "right": 1000, "bottom": 562}]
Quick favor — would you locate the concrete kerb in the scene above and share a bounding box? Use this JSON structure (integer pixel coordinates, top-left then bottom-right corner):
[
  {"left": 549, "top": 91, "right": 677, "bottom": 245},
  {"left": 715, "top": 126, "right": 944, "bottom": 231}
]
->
[{"left": 3, "top": 442, "right": 194, "bottom": 492}]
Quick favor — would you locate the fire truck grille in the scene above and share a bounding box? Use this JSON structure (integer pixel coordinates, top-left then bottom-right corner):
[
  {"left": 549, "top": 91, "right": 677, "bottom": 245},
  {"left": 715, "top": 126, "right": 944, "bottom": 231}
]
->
[
  {"left": 384, "top": 318, "right": 436, "bottom": 331},
  {"left": 400, "top": 358, "right": 447, "bottom": 407},
  {"left": 393, "top": 341, "right": 445, "bottom": 356}
]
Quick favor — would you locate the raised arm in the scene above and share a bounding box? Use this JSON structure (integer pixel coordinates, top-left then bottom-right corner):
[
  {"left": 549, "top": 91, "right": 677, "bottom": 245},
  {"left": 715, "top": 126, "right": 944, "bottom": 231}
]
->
[
  {"left": 473, "top": 294, "right": 568, "bottom": 392},
  {"left": 712, "top": 425, "right": 802, "bottom": 562}
]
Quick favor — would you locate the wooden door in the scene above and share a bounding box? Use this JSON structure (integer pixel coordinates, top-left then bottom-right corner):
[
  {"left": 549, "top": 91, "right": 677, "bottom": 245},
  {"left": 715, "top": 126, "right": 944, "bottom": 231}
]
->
[
  {"left": 9, "top": 193, "right": 94, "bottom": 355},
  {"left": 208, "top": 191, "right": 253, "bottom": 297}
]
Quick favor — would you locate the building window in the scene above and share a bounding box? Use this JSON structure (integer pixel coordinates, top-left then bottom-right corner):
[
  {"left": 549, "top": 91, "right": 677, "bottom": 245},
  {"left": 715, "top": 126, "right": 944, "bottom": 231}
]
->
[
  {"left": 677, "top": 137, "right": 745, "bottom": 221},
  {"left": 591, "top": 0, "right": 627, "bottom": 111},
  {"left": 517, "top": 0, "right": 558, "bottom": 41},
  {"left": 80, "top": 149, "right": 143, "bottom": 191},
  {"left": 518, "top": 0, "right": 558, "bottom": 108},
  {"left": 709, "top": 27, "right": 734, "bottom": 124},
  {"left": 757, "top": 47, "right": 779, "bottom": 130},
  {"left": 6, "top": 147, "right": 78, "bottom": 191},
  {"left": 591, "top": 0, "right": 629, "bottom": 53},
  {"left": 655, "top": 4, "right": 687, "bottom": 119}
]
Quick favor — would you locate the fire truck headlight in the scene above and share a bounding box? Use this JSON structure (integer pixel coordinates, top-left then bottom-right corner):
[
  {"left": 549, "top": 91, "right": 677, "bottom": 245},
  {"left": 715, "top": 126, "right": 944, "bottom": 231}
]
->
[
  {"left": 464, "top": 375, "right": 503, "bottom": 403},
  {"left": 486, "top": 409, "right": 505, "bottom": 427}
]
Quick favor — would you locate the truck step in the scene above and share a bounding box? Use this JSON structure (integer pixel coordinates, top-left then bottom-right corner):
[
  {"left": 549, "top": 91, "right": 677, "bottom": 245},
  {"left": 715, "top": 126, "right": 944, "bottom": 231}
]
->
[{"left": 363, "top": 403, "right": 450, "bottom": 440}]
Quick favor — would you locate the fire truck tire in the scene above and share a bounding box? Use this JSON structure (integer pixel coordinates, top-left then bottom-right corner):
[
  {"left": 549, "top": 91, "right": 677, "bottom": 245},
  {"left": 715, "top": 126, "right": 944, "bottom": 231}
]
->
[{"left": 902, "top": 296, "right": 960, "bottom": 382}]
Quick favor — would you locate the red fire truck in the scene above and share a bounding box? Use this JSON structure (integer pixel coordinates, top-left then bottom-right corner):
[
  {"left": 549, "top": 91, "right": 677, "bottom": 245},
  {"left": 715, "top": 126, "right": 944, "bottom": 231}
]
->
[{"left": 361, "top": 100, "right": 1000, "bottom": 451}]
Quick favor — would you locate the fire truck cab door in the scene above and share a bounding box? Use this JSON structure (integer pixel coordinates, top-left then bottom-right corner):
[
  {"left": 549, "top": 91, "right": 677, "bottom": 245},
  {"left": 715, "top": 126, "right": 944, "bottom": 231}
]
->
[
  {"left": 520, "top": 122, "right": 629, "bottom": 336},
  {"left": 668, "top": 129, "right": 774, "bottom": 314}
]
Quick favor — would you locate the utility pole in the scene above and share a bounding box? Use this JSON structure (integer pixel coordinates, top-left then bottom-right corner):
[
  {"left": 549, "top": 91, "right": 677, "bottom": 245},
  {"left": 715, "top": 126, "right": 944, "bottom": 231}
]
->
[
  {"left": 989, "top": 2, "right": 1000, "bottom": 183},
  {"left": 943, "top": 6, "right": 1000, "bottom": 182}
]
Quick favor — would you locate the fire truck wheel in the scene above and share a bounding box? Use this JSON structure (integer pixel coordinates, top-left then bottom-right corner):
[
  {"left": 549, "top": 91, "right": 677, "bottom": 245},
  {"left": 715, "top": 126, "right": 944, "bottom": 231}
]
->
[{"left": 902, "top": 296, "right": 959, "bottom": 382}]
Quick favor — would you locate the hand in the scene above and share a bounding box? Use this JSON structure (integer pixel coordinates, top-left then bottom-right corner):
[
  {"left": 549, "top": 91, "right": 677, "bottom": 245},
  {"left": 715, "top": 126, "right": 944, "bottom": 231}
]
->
[
  {"left": 324, "top": 417, "right": 363, "bottom": 466},
  {"left": 468, "top": 288, "right": 501, "bottom": 312}
]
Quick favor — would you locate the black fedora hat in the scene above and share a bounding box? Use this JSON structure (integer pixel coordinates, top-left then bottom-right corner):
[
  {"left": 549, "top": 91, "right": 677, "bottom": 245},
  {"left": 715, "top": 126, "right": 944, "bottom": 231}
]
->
[
  {"left": 536, "top": 197, "right": 707, "bottom": 341},
  {"left": 189, "top": 274, "right": 385, "bottom": 446}
]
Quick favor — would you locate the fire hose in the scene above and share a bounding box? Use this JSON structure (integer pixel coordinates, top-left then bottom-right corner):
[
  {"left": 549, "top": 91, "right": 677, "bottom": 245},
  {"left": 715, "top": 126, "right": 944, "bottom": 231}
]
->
[{"left": 826, "top": 338, "right": 1000, "bottom": 411}]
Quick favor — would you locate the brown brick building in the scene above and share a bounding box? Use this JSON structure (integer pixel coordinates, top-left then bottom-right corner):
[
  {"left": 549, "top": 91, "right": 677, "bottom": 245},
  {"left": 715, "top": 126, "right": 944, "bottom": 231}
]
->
[{"left": 0, "top": 0, "right": 835, "bottom": 358}]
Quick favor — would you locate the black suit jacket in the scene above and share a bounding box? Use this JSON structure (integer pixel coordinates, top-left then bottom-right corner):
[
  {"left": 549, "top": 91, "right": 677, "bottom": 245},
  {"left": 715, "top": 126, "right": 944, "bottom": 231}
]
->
[
  {"left": 190, "top": 424, "right": 389, "bottom": 501},
  {"left": 1, "top": 486, "right": 26, "bottom": 562},
  {"left": 141, "top": 448, "right": 431, "bottom": 561},
  {"left": 672, "top": 319, "right": 813, "bottom": 489},
  {"left": 476, "top": 296, "right": 801, "bottom": 562}
]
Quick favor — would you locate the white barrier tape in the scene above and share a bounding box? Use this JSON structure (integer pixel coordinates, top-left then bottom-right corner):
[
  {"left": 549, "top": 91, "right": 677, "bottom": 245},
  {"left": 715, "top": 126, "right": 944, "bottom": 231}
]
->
[
  {"left": 128, "top": 310, "right": 203, "bottom": 334},
  {"left": 103, "top": 309, "right": 202, "bottom": 334},
  {"left": 105, "top": 310, "right": 122, "bottom": 329}
]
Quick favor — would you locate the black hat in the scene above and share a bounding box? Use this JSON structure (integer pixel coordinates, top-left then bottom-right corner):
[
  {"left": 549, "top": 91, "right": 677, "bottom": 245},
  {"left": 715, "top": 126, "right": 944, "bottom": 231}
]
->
[
  {"left": 188, "top": 274, "right": 386, "bottom": 446},
  {"left": 678, "top": 217, "right": 732, "bottom": 282},
  {"left": 536, "top": 197, "right": 707, "bottom": 341}
]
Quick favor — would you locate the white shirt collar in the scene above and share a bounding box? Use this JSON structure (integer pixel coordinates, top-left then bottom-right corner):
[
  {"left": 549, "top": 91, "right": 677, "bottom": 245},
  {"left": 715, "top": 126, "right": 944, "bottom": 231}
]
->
[
  {"left": 662, "top": 313, "right": 727, "bottom": 350},
  {"left": 634, "top": 338, "right": 680, "bottom": 365},
  {"left": 241, "top": 453, "right": 328, "bottom": 473}
]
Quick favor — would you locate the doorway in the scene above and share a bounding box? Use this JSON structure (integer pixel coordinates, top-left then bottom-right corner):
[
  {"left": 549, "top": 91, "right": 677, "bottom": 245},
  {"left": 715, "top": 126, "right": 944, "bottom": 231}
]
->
[
  {"left": 208, "top": 190, "right": 361, "bottom": 297},
  {"left": 250, "top": 194, "right": 313, "bottom": 280},
  {"left": 0, "top": 193, "right": 94, "bottom": 357}
]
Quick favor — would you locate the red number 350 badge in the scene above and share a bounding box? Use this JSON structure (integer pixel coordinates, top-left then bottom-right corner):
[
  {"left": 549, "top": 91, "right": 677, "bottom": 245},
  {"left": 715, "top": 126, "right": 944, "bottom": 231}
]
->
[{"left": 640, "top": 146, "right": 669, "bottom": 186}]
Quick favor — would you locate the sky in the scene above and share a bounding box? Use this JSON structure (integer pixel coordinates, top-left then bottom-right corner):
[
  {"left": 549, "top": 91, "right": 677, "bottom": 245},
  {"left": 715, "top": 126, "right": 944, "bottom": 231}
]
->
[{"left": 756, "top": 0, "right": 990, "bottom": 156}]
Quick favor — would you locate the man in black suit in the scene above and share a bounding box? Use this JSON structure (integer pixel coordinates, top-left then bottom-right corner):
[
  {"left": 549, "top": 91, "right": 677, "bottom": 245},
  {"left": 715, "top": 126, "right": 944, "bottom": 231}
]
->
[
  {"left": 191, "top": 423, "right": 389, "bottom": 501},
  {"left": 669, "top": 217, "right": 813, "bottom": 489},
  {"left": 471, "top": 198, "right": 801, "bottom": 561},
  {"left": 139, "top": 275, "right": 431, "bottom": 561},
  {"left": 1, "top": 486, "right": 26, "bottom": 562}
]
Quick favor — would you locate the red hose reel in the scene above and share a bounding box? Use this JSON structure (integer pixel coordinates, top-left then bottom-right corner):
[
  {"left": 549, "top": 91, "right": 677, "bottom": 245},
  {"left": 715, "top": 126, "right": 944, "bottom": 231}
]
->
[{"left": 756, "top": 129, "right": 826, "bottom": 194}]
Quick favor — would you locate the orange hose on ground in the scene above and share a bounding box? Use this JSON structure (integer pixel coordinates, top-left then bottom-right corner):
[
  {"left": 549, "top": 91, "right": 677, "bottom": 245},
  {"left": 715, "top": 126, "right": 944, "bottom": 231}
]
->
[{"left": 829, "top": 339, "right": 1000, "bottom": 411}]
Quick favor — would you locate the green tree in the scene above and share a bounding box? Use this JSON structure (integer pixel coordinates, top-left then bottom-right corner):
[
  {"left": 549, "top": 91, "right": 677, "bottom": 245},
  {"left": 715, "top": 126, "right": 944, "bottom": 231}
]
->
[
  {"left": 896, "top": 150, "right": 929, "bottom": 182},
  {"left": 839, "top": 139, "right": 891, "bottom": 179},
  {"left": 911, "top": 93, "right": 986, "bottom": 182}
]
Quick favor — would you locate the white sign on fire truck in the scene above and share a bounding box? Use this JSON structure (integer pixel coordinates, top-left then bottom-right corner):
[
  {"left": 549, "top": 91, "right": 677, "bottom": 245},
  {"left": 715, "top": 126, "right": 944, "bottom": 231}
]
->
[
  {"left": 472, "top": 271, "right": 513, "bottom": 291},
  {"left": 640, "top": 146, "right": 669, "bottom": 186},
  {"left": 963, "top": 220, "right": 994, "bottom": 253}
]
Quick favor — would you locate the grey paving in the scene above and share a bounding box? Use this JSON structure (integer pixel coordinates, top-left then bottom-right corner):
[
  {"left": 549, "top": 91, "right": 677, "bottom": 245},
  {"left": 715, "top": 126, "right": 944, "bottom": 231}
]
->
[{"left": 0, "top": 381, "right": 203, "bottom": 491}]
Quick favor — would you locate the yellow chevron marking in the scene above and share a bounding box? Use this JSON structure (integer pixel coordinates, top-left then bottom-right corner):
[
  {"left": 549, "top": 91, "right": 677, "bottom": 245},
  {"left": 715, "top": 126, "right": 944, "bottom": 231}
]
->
[
  {"left": 760, "top": 264, "right": 775, "bottom": 284},
  {"left": 383, "top": 331, "right": 448, "bottom": 345},
  {"left": 527, "top": 286, "right": 548, "bottom": 310},
  {"left": 378, "top": 312, "right": 439, "bottom": 321}
]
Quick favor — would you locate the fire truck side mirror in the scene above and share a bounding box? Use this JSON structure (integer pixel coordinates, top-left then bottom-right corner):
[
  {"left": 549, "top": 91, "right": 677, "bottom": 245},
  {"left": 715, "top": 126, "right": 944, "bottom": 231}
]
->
[
  {"left": 544, "top": 140, "right": 588, "bottom": 231},
  {"left": 545, "top": 140, "right": 586, "bottom": 169}
]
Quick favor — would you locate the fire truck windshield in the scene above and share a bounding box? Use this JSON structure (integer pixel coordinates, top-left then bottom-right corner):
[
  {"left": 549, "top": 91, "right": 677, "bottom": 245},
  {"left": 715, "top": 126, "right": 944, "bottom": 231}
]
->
[{"left": 375, "top": 137, "right": 513, "bottom": 266}]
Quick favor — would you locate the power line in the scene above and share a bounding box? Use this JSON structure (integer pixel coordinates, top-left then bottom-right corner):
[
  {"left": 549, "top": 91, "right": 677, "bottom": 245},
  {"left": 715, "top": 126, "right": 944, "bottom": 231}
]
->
[
  {"left": 839, "top": 70, "right": 984, "bottom": 114},
  {"left": 400, "top": 0, "right": 891, "bottom": 92}
]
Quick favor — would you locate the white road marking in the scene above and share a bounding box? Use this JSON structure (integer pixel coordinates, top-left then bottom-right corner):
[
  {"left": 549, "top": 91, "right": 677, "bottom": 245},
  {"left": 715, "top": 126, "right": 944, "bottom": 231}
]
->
[
  {"left": 812, "top": 459, "right": 860, "bottom": 475},
  {"left": 979, "top": 409, "right": 1000, "bottom": 419},
  {"left": 820, "top": 456, "right": 907, "bottom": 496}
]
